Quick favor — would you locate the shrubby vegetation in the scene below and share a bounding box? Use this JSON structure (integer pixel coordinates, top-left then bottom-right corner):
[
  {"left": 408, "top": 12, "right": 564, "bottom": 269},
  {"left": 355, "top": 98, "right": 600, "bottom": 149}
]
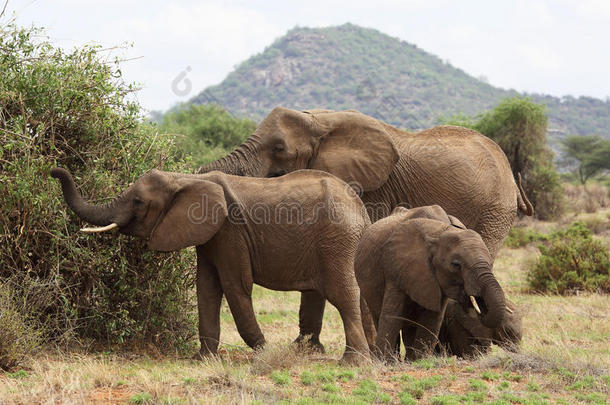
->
[
  {"left": 442, "top": 97, "right": 564, "bottom": 219},
  {"left": 159, "top": 103, "right": 256, "bottom": 167},
  {"left": 0, "top": 22, "right": 195, "bottom": 368},
  {"left": 527, "top": 222, "right": 610, "bottom": 295}
]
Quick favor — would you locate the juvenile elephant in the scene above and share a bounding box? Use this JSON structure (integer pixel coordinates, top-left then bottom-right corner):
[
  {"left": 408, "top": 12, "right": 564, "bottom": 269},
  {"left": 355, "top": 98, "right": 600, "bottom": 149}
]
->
[
  {"left": 384, "top": 206, "right": 521, "bottom": 357},
  {"left": 355, "top": 207, "right": 506, "bottom": 361},
  {"left": 197, "top": 107, "right": 532, "bottom": 351},
  {"left": 51, "top": 168, "right": 371, "bottom": 363},
  {"left": 438, "top": 299, "right": 522, "bottom": 358}
]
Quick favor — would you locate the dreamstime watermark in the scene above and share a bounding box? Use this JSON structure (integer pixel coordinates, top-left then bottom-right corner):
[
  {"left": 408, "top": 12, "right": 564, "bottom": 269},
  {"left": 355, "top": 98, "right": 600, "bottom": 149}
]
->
[
  {"left": 185, "top": 182, "right": 405, "bottom": 227},
  {"left": 171, "top": 66, "right": 193, "bottom": 97}
]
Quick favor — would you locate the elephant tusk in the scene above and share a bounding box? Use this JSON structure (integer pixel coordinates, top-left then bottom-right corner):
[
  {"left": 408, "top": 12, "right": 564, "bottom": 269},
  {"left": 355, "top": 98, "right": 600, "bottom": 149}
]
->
[
  {"left": 506, "top": 307, "right": 514, "bottom": 315},
  {"left": 470, "top": 296, "right": 482, "bottom": 314},
  {"left": 80, "top": 223, "right": 119, "bottom": 233}
]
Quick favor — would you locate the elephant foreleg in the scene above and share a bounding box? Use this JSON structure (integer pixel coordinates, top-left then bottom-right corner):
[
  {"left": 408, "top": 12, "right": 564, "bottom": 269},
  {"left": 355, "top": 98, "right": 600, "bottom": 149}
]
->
[
  {"left": 217, "top": 250, "right": 266, "bottom": 350},
  {"left": 294, "top": 290, "right": 326, "bottom": 353},
  {"left": 405, "top": 297, "right": 449, "bottom": 360},
  {"left": 195, "top": 248, "right": 223, "bottom": 357}
]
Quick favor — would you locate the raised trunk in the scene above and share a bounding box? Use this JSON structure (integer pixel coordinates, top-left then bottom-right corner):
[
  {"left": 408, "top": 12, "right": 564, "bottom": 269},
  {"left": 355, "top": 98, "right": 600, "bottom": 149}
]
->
[
  {"left": 477, "top": 271, "right": 506, "bottom": 329},
  {"left": 197, "top": 136, "right": 263, "bottom": 176},
  {"left": 50, "top": 168, "right": 119, "bottom": 226}
]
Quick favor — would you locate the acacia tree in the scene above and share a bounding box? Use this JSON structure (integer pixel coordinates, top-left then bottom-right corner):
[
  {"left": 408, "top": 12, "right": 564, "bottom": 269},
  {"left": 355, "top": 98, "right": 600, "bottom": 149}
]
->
[{"left": 561, "top": 135, "right": 610, "bottom": 184}]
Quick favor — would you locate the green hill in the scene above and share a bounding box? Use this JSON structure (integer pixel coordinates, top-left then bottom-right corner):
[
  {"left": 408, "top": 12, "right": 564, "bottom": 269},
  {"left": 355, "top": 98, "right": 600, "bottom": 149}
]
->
[{"left": 191, "top": 23, "right": 610, "bottom": 139}]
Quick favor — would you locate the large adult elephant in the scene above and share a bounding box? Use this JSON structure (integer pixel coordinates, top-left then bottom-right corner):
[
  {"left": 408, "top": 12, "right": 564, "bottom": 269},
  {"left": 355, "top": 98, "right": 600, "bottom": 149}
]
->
[{"left": 198, "top": 107, "right": 532, "bottom": 351}]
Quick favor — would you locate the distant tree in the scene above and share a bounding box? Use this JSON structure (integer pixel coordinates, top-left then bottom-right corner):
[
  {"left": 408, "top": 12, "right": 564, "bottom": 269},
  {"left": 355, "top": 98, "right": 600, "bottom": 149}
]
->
[
  {"left": 159, "top": 104, "right": 257, "bottom": 166},
  {"left": 561, "top": 135, "right": 610, "bottom": 184},
  {"left": 473, "top": 97, "right": 563, "bottom": 219},
  {"left": 474, "top": 97, "right": 547, "bottom": 179}
]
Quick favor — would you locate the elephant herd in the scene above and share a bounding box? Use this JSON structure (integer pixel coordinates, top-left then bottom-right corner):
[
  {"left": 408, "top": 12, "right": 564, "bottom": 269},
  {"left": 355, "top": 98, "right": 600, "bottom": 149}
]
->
[{"left": 51, "top": 107, "right": 528, "bottom": 364}]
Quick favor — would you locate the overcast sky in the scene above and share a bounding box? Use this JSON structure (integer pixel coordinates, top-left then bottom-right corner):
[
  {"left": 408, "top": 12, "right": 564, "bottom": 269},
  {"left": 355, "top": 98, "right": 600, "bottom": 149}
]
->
[{"left": 7, "top": 0, "right": 610, "bottom": 112}]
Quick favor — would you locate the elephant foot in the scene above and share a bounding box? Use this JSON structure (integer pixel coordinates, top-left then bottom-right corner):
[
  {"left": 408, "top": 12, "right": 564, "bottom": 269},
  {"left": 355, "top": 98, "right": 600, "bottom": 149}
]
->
[
  {"left": 339, "top": 350, "right": 370, "bottom": 365},
  {"left": 293, "top": 334, "right": 325, "bottom": 354},
  {"left": 192, "top": 348, "right": 216, "bottom": 360}
]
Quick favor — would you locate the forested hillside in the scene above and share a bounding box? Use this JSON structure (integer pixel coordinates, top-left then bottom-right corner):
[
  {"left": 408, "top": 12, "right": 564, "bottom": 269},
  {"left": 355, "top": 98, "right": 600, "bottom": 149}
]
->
[{"left": 192, "top": 24, "right": 610, "bottom": 139}]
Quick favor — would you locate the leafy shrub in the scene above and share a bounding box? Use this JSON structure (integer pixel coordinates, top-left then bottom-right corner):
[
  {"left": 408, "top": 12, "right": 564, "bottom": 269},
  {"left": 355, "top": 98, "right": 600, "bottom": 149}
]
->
[
  {"left": 0, "top": 22, "right": 195, "bottom": 348},
  {"left": 504, "top": 226, "right": 547, "bottom": 248},
  {"left": 527, "top": 223, "right": 610, "bottom": 294},
  {"left": 159, "top": 103, "right": 256, "bottom": 167},
  {"left": 0, "top": 281, "right": 42, "bottom": 370}
]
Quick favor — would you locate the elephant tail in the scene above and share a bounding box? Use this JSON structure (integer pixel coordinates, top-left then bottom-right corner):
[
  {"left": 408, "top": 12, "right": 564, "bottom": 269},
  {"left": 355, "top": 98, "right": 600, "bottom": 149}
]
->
[{"left": 516, "top": 173, "right": 534, "bottom": 216}]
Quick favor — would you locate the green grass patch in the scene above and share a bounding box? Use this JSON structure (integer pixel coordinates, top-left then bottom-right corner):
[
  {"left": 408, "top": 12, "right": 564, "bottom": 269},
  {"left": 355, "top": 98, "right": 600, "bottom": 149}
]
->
[
  {"left": 5, "top": 370, "right": 29, "bottom": 379},
  {"left": 130, "top": 392, "right": 152, "bottom": 404},
  {"left": 468, "top": 378, "right": 487, "bottom": 391},
  {"left": 300, "top": 370, "right": 315, "bottom": 386},
  {"left": 352, "top": 379, "right": 391, "bottom": 403},
  {"left": 321, "top": 383, "right": 341, "bottom": 393},
  {"left": 568, "top": 376, "right": 596, "bottom": 391},
  {"left": 398, "top": 391, "right": 417, "bottom": 405},
  {"left": 270, "top": 371, "right": 291, "bottom": 386},
  {"left": 574, "top": 392, "right": 607, "bottom": 404},
  {"left": 400, "top": 375, "right": 442, "bottom": 399},
  {"left": 412, "top": 357, "right": 439, "bottom": 370},
  {"left": 527, "top": 381, "right": 540, "bottom": 392},
  {"left": 481, "top": 371, "right": 499, "bottom": 381}
]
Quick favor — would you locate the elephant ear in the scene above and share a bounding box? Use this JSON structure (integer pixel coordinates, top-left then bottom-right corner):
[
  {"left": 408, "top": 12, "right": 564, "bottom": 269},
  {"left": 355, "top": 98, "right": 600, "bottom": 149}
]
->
[
  {"left": 384, "top": 226, "right": 443, "bottom": 312},
  {"left": 149, "top": 178, "right": 228, "bottom": 252},
  {"left": 448, "top": 215, "right": 467, "bottom": 229},
  {"left": 308, "top": 110, "right": 399, "bottom": 192}
]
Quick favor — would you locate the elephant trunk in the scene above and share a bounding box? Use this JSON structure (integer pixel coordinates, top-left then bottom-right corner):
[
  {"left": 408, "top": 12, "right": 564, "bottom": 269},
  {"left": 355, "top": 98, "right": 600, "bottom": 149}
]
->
[
  {"left": 197, "top": 136, "right": 263, "bottom": 177},
  {"left": 51, "top": 168, "right": 120, "bottom": 226},
  {"left": 477, "top": 271, "right": 506, "bottom": 329}
]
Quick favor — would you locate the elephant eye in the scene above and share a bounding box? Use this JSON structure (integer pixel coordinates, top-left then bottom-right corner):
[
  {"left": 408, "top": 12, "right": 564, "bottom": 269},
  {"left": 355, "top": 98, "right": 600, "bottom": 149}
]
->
[
  {"left": 133, "top": 197, "right": 144, "bottom": 206},
  {"left": 272, "top": 143, "right": 285, "bottom": 153},
  {"left": 451, "top": 260, "right": 462, "bottom": 271}
]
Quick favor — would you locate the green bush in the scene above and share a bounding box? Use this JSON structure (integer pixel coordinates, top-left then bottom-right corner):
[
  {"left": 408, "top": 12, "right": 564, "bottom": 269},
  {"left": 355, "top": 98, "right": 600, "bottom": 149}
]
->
[
  {"left": 159, "top": 103, "right": 256, "bottom": 167},
  {"left": 527, "top": 223, "right": 610, "bottom": 294},
  {"left": 504, "top": 227, "right": 547, "bottom": 248},
  {"left": 0, "top": 22, "right": 195, "bottom": 349}
]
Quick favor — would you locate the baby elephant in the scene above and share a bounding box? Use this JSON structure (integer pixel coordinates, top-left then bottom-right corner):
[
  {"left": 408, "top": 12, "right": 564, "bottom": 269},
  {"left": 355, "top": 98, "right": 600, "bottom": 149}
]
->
[
  {"left": 51, "top": 168, "right": 371, "bottom": 363},
  {"left": 438, "top": 299, "right": 522, "bottom": 357},
  {"left": 355, "top": 205, "right": 507, "bottom": 361}
]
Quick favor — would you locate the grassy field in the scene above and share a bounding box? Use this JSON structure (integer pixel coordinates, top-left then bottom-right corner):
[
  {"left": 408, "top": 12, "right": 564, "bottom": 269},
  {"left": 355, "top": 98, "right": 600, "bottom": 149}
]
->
[{"left": 1, "top": 211, "right": 608, "bottom": 404}]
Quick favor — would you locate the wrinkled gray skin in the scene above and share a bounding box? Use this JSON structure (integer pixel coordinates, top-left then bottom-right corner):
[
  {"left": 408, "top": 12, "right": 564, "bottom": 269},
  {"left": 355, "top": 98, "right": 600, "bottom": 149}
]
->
[
  {"left": 197, "top": 107, "right": 532, "bottom": 352},
  {"left": 438, "top": 299, "right": 522, "bottom": 358},
  {"left": 355, "top": 206, "right": 506, "bottom": 361},
  {"left": 51, "top": 167, "right": 371, "bottom": 364}
]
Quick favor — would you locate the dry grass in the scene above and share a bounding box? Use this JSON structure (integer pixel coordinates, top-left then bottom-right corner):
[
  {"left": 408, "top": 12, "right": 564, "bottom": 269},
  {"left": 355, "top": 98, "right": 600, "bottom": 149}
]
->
[{"left": 1, "top": 216, "right": 609, "bottom": 404}]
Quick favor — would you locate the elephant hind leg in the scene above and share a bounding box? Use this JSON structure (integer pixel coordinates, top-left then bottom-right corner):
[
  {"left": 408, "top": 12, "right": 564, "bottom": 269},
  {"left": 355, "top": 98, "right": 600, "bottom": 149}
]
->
[{"left": 294, "top": 290, "right": 326, "bottom": 353}]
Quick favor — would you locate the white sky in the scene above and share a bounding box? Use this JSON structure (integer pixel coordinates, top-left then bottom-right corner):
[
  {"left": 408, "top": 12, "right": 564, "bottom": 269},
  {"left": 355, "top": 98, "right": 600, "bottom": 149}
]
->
[{"left": 7, "top": 0, "right": 610, "bottom": 112}]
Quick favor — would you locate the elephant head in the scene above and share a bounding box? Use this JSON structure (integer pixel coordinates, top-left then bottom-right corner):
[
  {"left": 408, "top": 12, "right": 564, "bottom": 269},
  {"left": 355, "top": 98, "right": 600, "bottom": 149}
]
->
[
  {"left": 200, "top": 107, "right": 399, "bottom": 192},
  {"left": 441, "top": 299, "right": 522, "bottom": 357},
  {"left": 386, "top": 222, "right": 506, "bottom": 329},
  {"left": 51, "top": 168, "right": 228, "bottom": 251}
]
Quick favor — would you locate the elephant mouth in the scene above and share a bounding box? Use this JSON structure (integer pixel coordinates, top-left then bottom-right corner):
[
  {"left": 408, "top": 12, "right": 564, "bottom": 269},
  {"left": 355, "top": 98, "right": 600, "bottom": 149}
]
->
[{"left": 462, "top": 295, "right": 488, "bottom": 317}]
